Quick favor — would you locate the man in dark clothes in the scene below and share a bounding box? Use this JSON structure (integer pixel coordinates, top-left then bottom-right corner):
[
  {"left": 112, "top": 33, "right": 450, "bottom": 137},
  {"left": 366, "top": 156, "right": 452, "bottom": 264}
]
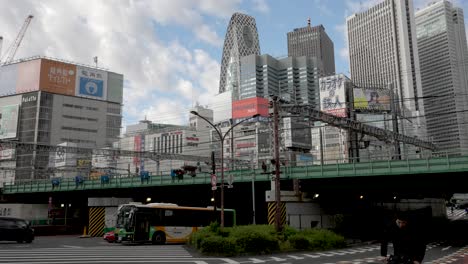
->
[{"left": 380, "top": 211, "right": 426, "bottom": 264}]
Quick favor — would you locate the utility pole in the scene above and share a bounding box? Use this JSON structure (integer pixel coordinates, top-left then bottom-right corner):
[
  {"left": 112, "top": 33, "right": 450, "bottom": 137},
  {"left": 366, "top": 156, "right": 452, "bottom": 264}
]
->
[
  {"left": 272, "top": 97, "right": 282, "bottom": 232},
  {"left": 211, "top": 151, "right": 217, "bottom": 219},
  {"left": 389, "top": 82, "right": 401, "bottom": 159}
]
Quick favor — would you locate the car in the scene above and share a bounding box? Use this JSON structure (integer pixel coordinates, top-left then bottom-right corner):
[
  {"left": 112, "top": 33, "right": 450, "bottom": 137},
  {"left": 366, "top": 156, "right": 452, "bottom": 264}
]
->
[
  {"left": 0, "top": 217, "right": 34, "bottom": 243},
  {"left": 103, "top": 231, "right": 117, "bottom": 243}
]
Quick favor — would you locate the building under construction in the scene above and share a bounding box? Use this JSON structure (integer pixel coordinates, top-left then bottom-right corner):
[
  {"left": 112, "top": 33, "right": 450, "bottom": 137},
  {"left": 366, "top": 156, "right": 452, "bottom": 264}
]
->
[{"left": 0, "top": 57, "right": 123, "bottom": 185}]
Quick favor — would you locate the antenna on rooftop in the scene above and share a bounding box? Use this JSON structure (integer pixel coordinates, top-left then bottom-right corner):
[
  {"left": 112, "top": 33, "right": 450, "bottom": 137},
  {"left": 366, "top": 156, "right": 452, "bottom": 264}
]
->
[{"left": 307, "top": 17, "right": 311, "bottom": 27}]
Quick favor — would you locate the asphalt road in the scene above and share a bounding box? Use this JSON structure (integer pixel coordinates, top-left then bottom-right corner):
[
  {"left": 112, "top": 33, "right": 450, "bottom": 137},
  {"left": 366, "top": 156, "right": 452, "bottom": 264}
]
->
[{"left": 0, "top": 236, "right": 466, "bottom": 264}]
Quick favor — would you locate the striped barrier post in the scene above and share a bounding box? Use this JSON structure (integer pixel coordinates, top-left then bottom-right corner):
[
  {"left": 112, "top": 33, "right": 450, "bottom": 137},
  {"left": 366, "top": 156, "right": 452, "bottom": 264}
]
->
[
  {"left": 88, "top": 207, "right": 105, "bottom": 237},
  {"left": 267, "top": 202, "right": 286, "bottom": 226}
]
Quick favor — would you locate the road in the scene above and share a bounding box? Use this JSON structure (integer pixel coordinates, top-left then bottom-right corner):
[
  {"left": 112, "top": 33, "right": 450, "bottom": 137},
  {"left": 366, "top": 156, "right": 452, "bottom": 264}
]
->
[{"left": 0, "top": 236, "right": 465, "bottom": 264}]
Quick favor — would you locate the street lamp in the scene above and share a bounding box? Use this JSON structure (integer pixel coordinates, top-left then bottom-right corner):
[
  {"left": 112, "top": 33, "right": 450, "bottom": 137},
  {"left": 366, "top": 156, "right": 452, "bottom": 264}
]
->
[{"left": 190, "top": 110, "right": 260, "bottom": 228}]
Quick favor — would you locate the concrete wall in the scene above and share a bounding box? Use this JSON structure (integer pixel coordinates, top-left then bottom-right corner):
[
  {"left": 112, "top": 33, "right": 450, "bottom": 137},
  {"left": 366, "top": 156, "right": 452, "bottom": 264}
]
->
[{"left": 285, "top": 202, "right": 334, "bottom": 230}]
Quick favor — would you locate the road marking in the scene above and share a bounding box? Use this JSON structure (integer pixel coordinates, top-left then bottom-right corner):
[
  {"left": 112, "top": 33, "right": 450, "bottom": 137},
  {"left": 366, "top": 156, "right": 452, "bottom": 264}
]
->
[
  {"left": 62, "top": 245, "right": 83, "bottom": 248},
  {"left": 442, "top": 246, "right": 452, "bottom": 251},
  {"left": 287, "top": 255, "right": 304, "bottom": 259},
  {"left": 220, "top": 259, "right": 240, "bottom": 264},
  {"left": 303, "top": 254, "right": 321, "bottom": 258},
  {"left": 269, "top": 256, "right": 287, "bottom": 261},
  {"left": 0, "top": 261, "right": 208, "bottom": 264},
  {"left": 248, "top": 258, "right": 265, "bottom": 263}
]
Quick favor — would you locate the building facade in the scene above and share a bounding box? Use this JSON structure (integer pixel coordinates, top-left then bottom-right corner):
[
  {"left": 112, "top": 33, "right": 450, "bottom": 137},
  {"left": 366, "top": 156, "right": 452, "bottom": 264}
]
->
[
  {"left": 116, "top": 106, "right": 213, "bottom": 176},
  {"left": 0, "top": 57, "right": 123, "bottom": 184},
  {"left": 287, "top": 22, "right": 335, "bottom": 76},
  {"left": 218, "top": 13, "right": 261, "bottom": 100},
  {"left": 239, "top": 54, "right": 321, "bottom": 108},
  {"left": 347, "top": 0, "right": 426, "bottom": 146},
  {"left": 416, "top": 0, "right": 468, "bottom": 155}
]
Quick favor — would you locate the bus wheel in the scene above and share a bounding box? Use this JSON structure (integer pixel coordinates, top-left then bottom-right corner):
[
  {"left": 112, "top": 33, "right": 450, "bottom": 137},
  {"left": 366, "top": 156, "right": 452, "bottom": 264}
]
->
[{"left": 152, "top": 231, "right": 166, "bottom": 245}]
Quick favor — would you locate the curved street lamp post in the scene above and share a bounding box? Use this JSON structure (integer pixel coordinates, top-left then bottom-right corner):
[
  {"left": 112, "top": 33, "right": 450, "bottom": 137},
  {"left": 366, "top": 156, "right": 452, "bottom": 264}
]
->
[{"left": 190, "top": 111, "right": 259, "bottom": 228}]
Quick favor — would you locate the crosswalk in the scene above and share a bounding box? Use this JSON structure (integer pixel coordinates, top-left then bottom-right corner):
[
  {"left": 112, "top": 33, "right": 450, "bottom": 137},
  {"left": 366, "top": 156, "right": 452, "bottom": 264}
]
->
[
  {"left": 446, "top": 208, "right": 466, "bottom": 221},
  {"left": 0, "top": 245, "right": 382, "bottom": 264},
  {"left": 0, "top": 245, "right": 229, "bottom": 264}
]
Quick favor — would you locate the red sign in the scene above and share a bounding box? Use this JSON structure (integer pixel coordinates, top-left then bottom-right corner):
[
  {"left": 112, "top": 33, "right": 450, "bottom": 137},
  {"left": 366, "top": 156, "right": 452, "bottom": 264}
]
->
[{"left": 232, "top": 97, "right": 269, "bottom": 119}]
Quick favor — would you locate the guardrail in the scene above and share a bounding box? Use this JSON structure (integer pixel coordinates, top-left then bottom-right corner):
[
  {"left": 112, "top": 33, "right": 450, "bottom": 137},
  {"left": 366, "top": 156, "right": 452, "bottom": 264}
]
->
[{"left": 3, "top": 155, "right": 468, "bottom": 194}]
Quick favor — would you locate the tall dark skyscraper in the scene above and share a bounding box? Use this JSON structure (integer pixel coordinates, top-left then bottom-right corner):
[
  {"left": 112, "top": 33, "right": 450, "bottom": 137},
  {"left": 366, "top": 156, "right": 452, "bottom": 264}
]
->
[
  {"left": 218, "top": 13, "right": 261, "bottom": 100},
  {"left": 287, "top": 19, "right": 335, "bottom": 76}
]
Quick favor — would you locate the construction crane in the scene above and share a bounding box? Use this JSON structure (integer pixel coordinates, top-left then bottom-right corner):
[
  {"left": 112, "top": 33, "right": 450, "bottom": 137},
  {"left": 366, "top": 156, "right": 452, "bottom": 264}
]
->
[{"left": 0, "top": 14, "right": 34, "bottom": 65}]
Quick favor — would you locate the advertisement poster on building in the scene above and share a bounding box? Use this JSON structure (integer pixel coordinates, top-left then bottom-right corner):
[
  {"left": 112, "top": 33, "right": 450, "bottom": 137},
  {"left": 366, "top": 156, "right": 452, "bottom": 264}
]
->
[
  {"left": 75, "top": 66, "right": 108, "bottom": 100},
  {"left": 40, "top": 59, "right": 77, "bottom": 95},
  {"left": 353, "top": 88, "right": 391, "bottom": 112},
  {"left": 0, "top": 105, "right": 19, "bottom": 140},
  {"left": 319, "top": 74, "right": 348, "bottom": 118}
]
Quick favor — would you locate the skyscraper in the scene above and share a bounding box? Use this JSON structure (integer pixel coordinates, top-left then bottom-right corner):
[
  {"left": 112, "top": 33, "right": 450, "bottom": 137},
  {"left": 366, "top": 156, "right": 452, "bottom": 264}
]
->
[
  {"left": 287, "top": 19, "right": 335, "bottom": 76},
  {"left": 218, "top": 13, "right": 261, "bottom": 100},
  {"left": 347, "top": 0, "right": 426, "bottom": 142},
  {"left": 239, "top": 54, "right": 320, "bottom": 107},
  {"left": 416, "top": 0, "right": 468, "bottom": 155}
]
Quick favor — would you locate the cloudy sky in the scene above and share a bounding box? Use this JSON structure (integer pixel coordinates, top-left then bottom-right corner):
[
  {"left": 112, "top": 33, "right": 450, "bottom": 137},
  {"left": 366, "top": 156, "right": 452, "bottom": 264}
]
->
[{"left": 1, "top": 0, "right": 467, "bottom": 131}]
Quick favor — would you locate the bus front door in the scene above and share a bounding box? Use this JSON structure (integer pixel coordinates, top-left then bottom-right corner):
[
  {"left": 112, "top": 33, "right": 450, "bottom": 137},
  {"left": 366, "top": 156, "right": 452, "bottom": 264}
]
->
[{"left": 134, "top": 213, "right": 151, "bottom": 242}]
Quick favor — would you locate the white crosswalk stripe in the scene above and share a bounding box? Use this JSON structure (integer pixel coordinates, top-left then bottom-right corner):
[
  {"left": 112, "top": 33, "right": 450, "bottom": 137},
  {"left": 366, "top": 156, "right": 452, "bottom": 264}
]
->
[
  {"left": 446, "top": 208, "right": 466, "bottom": 221},
  {"left": 0, "top": 245, "right": 236, "bottom": 264}
]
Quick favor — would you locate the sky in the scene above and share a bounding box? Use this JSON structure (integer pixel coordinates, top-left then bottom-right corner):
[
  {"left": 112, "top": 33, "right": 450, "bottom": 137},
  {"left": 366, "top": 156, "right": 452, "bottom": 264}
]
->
[{"left": 1, "top": 0, "right": 467, "bottom": 132}]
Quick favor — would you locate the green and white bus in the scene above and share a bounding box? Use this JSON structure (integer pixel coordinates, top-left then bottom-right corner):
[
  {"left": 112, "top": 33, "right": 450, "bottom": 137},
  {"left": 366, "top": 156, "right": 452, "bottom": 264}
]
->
[{"left": 116, "top": 203, "right": 236, "bottom": 244}]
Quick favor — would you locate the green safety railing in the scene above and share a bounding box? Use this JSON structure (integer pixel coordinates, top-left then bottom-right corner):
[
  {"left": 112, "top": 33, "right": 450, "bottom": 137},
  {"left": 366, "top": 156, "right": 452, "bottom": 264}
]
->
[{"left": 2, "top": 155, "right": 468, "bottom": 194}]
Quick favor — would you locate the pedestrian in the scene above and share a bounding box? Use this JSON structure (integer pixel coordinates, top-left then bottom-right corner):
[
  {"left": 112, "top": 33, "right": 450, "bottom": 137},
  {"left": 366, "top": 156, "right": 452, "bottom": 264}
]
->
[
  {"left": 380, "top": 211, "right": 426, "bottom": 264},
  {"left": 261, "top": 161, "right": 267, "bottom": 173}
]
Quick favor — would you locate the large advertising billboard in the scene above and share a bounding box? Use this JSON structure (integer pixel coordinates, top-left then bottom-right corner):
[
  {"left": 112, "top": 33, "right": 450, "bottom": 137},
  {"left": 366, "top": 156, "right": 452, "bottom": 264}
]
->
[
  {"left": 353, "top": 87, "right": 391, "bottom": 112},
  {"left": 320, "top": 74, "right": 348, "bottom": 117},
  {"left": 0, "top": 63, "right": 18, "bottom": 95},
  {"left": 39, "top": 59, "right": 77, "bottom": 96},
  {"left": 16, "top": 59, "right": 41, "bottom": 93},
  {"left": 232, "top": 97, "right": 269, "bottom": 119},
  {"left": 283, "top": 117, "right": 312, "bottom": 149},
  {"left": 0, "top": 105, "right": 19, "bottom": 139},
  {"left": 75, "top": 66, "right": 108, "bottom": 100}
]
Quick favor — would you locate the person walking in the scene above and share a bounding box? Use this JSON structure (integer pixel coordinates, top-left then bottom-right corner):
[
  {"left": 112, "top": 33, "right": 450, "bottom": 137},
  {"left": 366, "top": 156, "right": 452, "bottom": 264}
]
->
[{"left": 380, "top": 211, "right": 427, "bottom": 264}]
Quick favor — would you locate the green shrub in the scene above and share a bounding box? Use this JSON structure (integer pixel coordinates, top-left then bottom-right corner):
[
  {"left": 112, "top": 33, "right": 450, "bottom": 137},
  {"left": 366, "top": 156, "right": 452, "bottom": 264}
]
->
[
  {"left": 281, "top": 225, "right": 298, "bottom": 240},
  {"left": 229, "top": 225, "right": 279, "bottom": 254},
  {"left": 288, "top": 234, "right": 310, "bottom": 250},
  {"left": 190, "top": 224, "right": 345, "bottom": 256},
  {"left": 300, "top": 228, "right": 346, "bottom": 250},
  {"left": 200, "top": 236, "right": 238, "bottom": 256}
]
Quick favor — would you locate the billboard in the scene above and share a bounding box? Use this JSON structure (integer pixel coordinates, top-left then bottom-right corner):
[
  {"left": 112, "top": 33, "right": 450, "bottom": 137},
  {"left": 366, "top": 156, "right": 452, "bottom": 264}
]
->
[
  {"left": 283, "top": 117, "right": 312, "bottom": 149},
  {"left": 320, "top": 74, "right": 348, "bottom": 118},
  {"left": 107, "top": 72, "right": 123, "bottom": 103},
  {"left": 353, "top": 88, "right": 391, "bottom": 112},
  {"left": 16, "top": 59, "right": 41, "bottom": 93},
  {"left": 75, "top": 66, "right": 108, "bottom": 100},
  {"left": 40, "top": 59, "right": 77, "bottom": 95},
  {"left": 0, "top": 63, "right": 18, "bottom": 95},
  {"left": 0, "top": 148, "right": 15, "bottom": 160},
  {"left": 232, "top": 97, "right": 269, "bottom": 119},
  {"left": 0, "top": 105, "right": 19, "bottom": 139}
]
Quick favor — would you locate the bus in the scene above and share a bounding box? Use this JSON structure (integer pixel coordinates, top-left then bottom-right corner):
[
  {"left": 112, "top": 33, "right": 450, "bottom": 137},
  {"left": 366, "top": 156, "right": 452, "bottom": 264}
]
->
[{"left": 115, "top": 203, "right": 236, "bottom": 244}]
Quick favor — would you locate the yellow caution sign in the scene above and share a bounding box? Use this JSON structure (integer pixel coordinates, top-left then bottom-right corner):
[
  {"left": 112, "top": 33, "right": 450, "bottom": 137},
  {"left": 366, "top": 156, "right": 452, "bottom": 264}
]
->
[
  {"left": 88, "top": 207, "right": 105, "bottom": 237},
  {"left": 267, "top": 202, "right": 286, "bottom": 226}
]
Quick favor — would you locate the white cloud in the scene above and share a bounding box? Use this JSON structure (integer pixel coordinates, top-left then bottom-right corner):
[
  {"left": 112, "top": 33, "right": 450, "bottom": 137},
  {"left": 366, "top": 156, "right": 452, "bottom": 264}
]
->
[
  {"left": 0, "top": 0, "right": 236, "bottom": 127},
  {"left": 252, "top": 0, "right": 270, "bottom": 14},
  {"left": 314, "top": 0, "right": 333, "bottom": 16}
]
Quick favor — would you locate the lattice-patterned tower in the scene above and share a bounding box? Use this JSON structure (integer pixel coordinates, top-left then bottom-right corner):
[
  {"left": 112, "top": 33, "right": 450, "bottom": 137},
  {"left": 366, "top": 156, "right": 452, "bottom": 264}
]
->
[{"left": 218, "top": 13, "right": 261, "bottom": 100}]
